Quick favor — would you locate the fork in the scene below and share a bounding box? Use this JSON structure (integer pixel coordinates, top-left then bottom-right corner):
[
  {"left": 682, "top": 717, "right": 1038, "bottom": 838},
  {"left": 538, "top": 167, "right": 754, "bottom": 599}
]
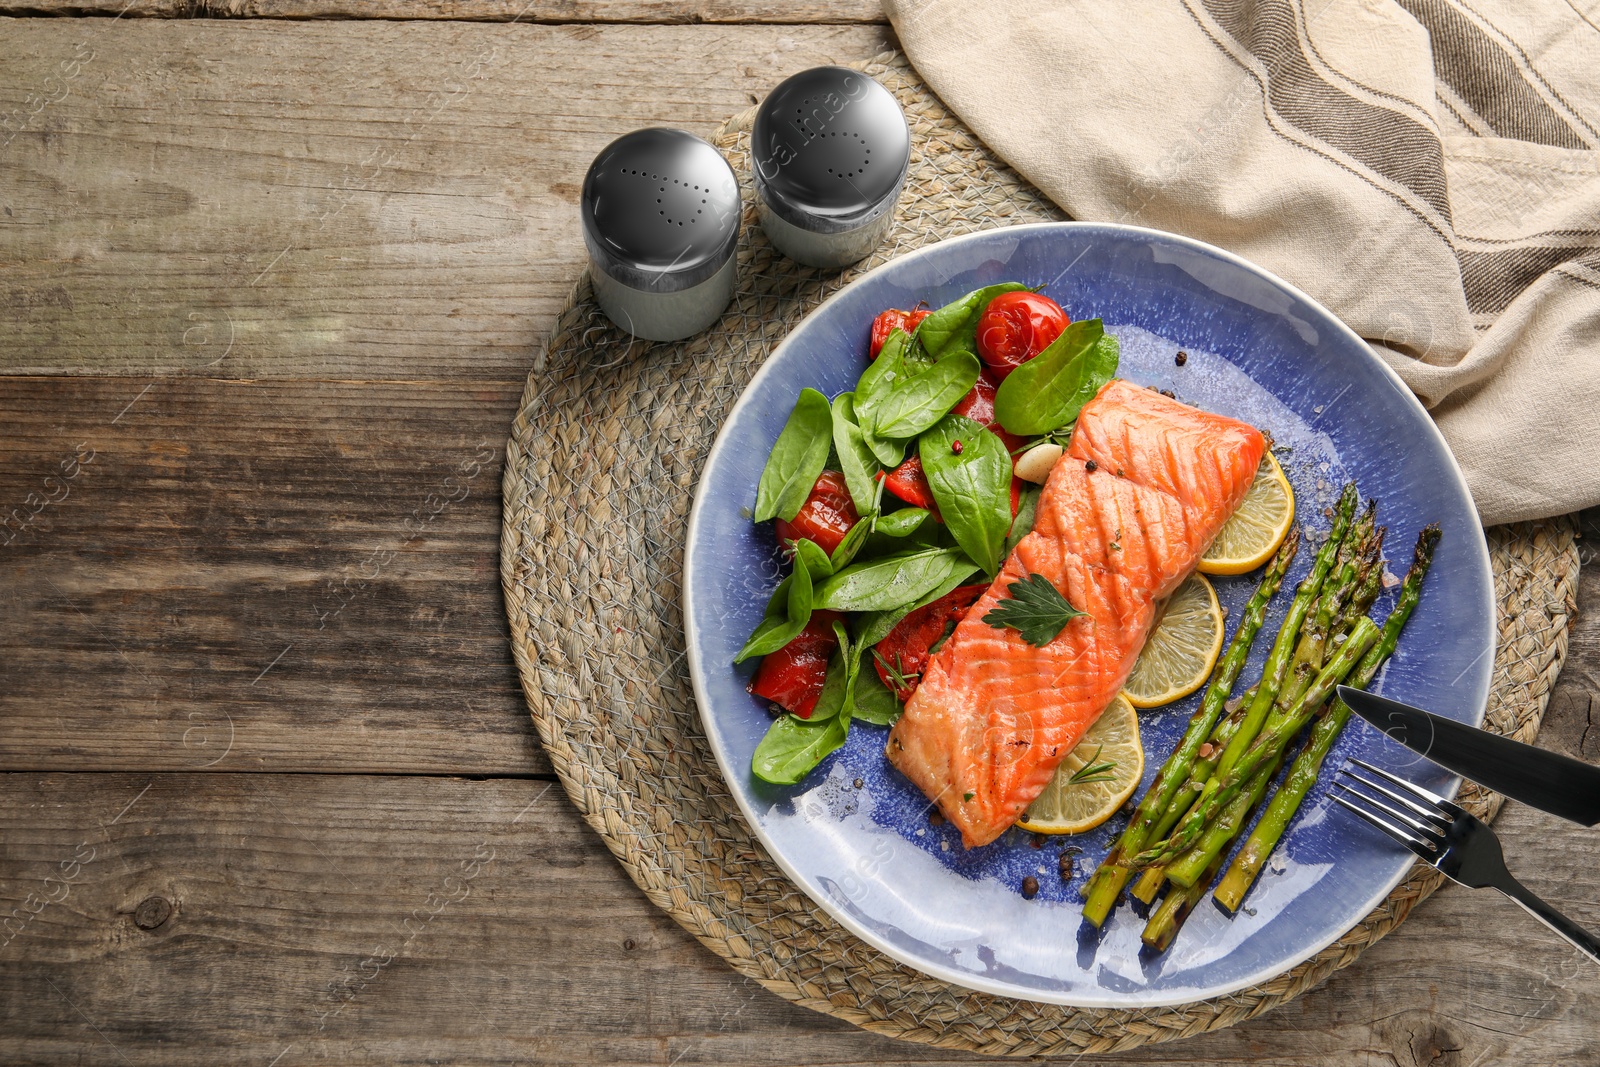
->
[{"left": 1332, "top": 757, "right": 1600, "bottom": 964}]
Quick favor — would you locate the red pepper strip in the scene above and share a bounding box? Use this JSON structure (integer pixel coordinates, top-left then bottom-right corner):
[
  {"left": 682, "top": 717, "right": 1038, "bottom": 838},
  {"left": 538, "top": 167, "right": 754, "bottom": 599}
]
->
[
  {"left": 748, "top": 610, "right": 844, "bottom": 719},
  {"left": 871, "top": 584, "right": 989, "bottom": 702}
]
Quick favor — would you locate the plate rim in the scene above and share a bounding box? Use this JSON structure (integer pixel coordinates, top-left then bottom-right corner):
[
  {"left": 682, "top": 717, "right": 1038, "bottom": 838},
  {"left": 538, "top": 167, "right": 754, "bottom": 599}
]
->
[{"left": 681, "top": 220, "right": 1495, "bottom": 1008}]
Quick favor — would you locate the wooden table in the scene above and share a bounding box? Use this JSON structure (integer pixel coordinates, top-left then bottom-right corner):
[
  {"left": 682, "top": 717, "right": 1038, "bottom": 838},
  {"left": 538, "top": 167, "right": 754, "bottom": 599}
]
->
[{"left": 1, "top": 3, "right": 1595, "bottom": 1063}]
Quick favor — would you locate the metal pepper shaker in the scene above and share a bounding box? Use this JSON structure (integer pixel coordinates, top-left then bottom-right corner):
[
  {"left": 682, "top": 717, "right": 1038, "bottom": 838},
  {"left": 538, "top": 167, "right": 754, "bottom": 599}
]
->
[
  {"left": 752, "top": 67, "right": 910, "bottom": 270},
  {"left": 581, "top": 127, "right": 741, "bottom": 342}
]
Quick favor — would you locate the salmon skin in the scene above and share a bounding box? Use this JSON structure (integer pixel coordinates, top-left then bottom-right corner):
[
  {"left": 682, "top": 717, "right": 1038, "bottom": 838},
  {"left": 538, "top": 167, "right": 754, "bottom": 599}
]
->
[{"left": 886, "top": 380, "right": 1266, "bottom": 848}]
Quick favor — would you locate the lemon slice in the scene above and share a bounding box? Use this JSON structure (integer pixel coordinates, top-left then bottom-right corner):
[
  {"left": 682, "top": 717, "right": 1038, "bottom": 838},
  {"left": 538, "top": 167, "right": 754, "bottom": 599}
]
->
[
  {"left": 1199, "top": 452, "right": 1295, "bottom": 576},
  {"left": 1017, "top": 693, "right": 1143, "bottom": 835},
  {"left": 1122, "top": 573, "right": 1224, "bottom": 709}
]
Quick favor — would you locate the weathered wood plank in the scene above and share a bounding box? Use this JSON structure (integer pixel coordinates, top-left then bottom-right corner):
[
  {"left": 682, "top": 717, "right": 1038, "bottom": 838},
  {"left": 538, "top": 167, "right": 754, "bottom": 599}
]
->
[
  {"left": 0, "top": 0, "right": 885, "bottom": 21},
  {"left": 1, "top": 771, "right": 1596, "bottom": 1065},
  {"left": 0, "top": 18, "right": 893, "bottom": 380},
  {"left": 0, "top": 375, "right": 545, "bottom": 775}
]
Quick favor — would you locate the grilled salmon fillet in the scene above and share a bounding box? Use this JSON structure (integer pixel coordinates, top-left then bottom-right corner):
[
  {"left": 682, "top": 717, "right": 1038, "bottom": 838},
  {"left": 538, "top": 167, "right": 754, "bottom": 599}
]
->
[{"left": 886, "top": 380, "right": 1266, "bottom": 847}]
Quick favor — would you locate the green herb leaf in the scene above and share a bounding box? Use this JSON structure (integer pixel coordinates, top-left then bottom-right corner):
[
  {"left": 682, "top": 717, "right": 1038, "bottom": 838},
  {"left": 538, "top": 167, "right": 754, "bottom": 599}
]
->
[
  {"left": 1066, "top": 745, "right": 1119, "bottom": 785},
  {"left": 994, "top": 319, "right": 1119, "bottom": 436},
  {"left": 754, "top": 388, "right": 833, "bottom": 523},
  {"left": 919, "top": 415, "right": 1013, "bottom": 575},
  {"left": 815, "top": 546, "right": 977, "bottom": 613},
  {"left": 1005, "top": 482, "right": 1042, "bottom": 556},
  {"left": 751, "top": 710, "right": 850, "bottom": 785},
  {"left": 981, "top": 572, "right": 1088, "bottom": 647},
  {"left": 871, "top": 648, "right": 918, "bottom": 694},
  {"left": 829, "top": 392, "right": 881, "bottom": 515},
  {"left": 866, "top": 350, "right": 982, "bottom": 441},
  {"left": 733, "top": 557, "right": 815, "bottom": 663},
  {"left": 913, "top": 283, "right": 1028, "bottom": 359}
]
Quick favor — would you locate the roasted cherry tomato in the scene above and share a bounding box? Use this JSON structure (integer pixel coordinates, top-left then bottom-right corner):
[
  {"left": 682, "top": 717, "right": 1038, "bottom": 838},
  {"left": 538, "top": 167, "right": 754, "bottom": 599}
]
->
[
  {"left": 869, "top": 308, "right": 931, "bottom": 358},
  {"left": 975, "top": 291, "right": 1069, "bottom": 378},
  {"left": 952, "top": 367, "right": 1028, "bottom": 453},
  {"left": 872, "top": 584, "right": 988, "bottom": 702},
  {"left": 775, "top": 470, "right": 859, "bottom": 556},
  {"left": 876, "top": 455, "right": 938, "bottom": 513},
  {"left": 748, "top": 610, "right": 844, "bottom": 719}
]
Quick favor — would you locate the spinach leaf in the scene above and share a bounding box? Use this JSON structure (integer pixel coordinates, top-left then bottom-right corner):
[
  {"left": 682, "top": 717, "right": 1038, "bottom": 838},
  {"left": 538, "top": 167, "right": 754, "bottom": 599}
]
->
[
  {"left": 866, "top": 350, "right": 982, "bottom": 442},
  {"left": 830, "top": 392, "right": 880, "bottom": 514},
  {"left": 854, "top": 330, "right": 916, "bottom": 467},
  {"left": 805, "top": 648, "right": 852, "bottom": 723},
  {"left": 751, "top": 708, "right": 850, "bottom": 785},
  {"left": 754, "top": 388, "right": 833, "bottom": 523},
  {"left": 851, "top": 666, "right": 903, "bottom": 726},
  {"left": 913, "top": 282, "right": 1028, "bottom": 359},
  {"left": 851, "top": 557, "right": 983, "bottom": 647},
  {"left": 863, "top": 426, "right": 907, "bottom": 469},
  {"left": 791, "top": 537, "right": 834, "bottom": 581},
  {"left": 874, "top": 507, "right": 930, "bottom": 538},
  {"left": 1005, "top": 482, "right": 1042, "bottom": 556},
  {"left": 828, "top": 514, "right": 874, "bottom": 572},
  {"left": 815, "top": 546, "right": 977, "bottom": 613},
  {"left": 919, "top": 415, "right": 1013, "bottom": 575},
  {"left": 732, "top": 555, "right": 815, "bottom": 663},
  {"left": 857, "top": 507, "right": 936, "bottom": 561},
  {"left": 994, "top": 320, "right": 1120, "bottom": 436}
]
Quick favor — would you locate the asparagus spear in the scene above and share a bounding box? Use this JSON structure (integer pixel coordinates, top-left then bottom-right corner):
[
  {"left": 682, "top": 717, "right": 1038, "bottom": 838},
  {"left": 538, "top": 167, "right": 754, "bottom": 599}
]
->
[
  {"left": 1214, "top": 525, "right": 1438, "bottom": 913},
  {"left": 1333, "top": 526, "right": 1387, "bottom": 644},
  {"left": 1130, "top": 615, "right": 1380, "bottom": 872},
  {"left": 1079, "top": 531, "right": 1299, "bottom": 928},
  {"left": 1135, "top": 518, "right": 1386, "bottom": 904},
  {"left": 1124, "top": 485, "right": 1356, "bottom": 905},
  {"left": 1129, "top": 685, "right": 1258, "bottom": 905},
  {"left": 1141, "top": 750, "right": 1287, "bottom": 951},
  {"left": 1269, "top": 505, "right": 1375, "bottom": 725},
  {"left": 1212, "top": 484, "right": 1358, "bottom": 783},
  {"left": 1287, "top": 504, "right": 1373, "bottom": 684},
  {"left": 1144, "top": 521, "right": 1390, "bottom": 899}
]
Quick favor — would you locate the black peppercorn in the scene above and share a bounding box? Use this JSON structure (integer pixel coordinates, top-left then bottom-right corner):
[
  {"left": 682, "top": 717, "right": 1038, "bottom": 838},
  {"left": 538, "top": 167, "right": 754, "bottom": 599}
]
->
[
  {"left": 1175, "top": 350, "right": 1188, "bottom": 366},
  {"left": 1085, "top": 460, "right": 1097, "bottom": 473},
  {"left": 1021, "top": 876, "right": 1039, "bottom": 899}
]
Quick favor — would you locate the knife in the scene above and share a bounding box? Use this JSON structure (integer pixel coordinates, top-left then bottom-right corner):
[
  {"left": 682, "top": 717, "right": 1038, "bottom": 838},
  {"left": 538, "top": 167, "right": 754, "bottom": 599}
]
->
[{"left": 1338, "top": 686, "right": 1600, "bottom": 827}]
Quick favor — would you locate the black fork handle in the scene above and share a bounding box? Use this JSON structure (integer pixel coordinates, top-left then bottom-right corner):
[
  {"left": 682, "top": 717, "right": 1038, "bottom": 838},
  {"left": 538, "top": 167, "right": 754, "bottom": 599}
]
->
[{"left": 1495, "top": 874, "right": 1600, "bottom": 965}]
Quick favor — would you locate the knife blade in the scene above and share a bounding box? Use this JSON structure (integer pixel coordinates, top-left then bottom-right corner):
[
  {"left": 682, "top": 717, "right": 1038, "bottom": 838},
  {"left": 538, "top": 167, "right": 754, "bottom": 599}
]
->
[{"left": 1337, "top": 687, "right": 1600, "bottom": 826}]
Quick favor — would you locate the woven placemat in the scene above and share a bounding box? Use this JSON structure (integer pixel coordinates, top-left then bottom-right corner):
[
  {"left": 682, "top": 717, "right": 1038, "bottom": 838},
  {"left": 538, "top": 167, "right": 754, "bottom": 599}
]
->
[{"left": 500, "top": 52, "right": 1581, "bottom": 1056}]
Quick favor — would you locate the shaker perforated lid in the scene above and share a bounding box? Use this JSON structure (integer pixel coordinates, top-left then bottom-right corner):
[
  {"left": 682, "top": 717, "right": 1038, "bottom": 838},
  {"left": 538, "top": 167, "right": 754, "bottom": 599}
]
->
[
  {"left": 581, "top": 128, "right": 741, "bottom": 293},
  {"left": 752, "top": 67, "right": 909, "bottom": 235}
]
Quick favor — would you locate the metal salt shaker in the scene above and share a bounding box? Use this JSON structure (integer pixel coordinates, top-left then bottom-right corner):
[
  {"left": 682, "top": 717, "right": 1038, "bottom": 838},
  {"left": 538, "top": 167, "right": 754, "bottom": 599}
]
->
[
  {"left": 752, "top": 67, "right": 910, "bottom": 269},
  {"left": 581, "top": 128, "right": 741, "bottom": 342}
]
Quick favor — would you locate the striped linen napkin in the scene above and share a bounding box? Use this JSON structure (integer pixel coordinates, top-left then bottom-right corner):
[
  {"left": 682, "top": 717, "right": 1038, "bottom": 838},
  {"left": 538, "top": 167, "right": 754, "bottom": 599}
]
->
[{"left": 886, "top": 0, "right": 1600, "bottom": 525}]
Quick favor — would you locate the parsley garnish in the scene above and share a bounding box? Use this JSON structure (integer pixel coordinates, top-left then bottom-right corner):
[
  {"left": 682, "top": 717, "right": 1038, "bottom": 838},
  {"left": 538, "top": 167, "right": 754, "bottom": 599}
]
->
[
  {"left": 1067, "top": 745, "right": 1118, "bottom": 785},
  {"left": 981, "top": 572, "right": 1088, "bottom": 647}
]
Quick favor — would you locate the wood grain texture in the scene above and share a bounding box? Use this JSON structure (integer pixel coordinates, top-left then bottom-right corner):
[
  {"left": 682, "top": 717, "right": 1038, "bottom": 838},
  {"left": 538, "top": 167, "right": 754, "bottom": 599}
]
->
[
  {"left": 0, "top": 375, "right": 542, "bottom": 774},
  {"left": 0, "top": 17, "right": 892, "bottom": 380},
  {"left": 0, "top": 0, "right": 885, "bottom": 21},
  {"left": 1, "top": 770, "right": 1595, "bottom": 1066}
]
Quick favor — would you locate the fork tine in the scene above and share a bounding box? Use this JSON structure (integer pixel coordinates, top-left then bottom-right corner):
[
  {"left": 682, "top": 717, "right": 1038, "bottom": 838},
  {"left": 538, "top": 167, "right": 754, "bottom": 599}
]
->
[
  {"left": 1339, "top": 768, "right": 1450, "bottom": 827},
  {"left": 1347, "top": 757, "right": 1465, "bottom": 816},
  {"left": 1329, "top": 794, "right": 1438, "bottom": 860},
  {"left": 1332, "top": 782, "right": 1445, "bottom": 846}
]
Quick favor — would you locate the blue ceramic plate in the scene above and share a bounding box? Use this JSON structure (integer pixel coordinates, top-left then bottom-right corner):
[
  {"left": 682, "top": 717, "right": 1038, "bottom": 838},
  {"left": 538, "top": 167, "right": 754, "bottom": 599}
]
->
[{"left": 683, "top": 223, "right": 1493, "bottom": 1007}]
